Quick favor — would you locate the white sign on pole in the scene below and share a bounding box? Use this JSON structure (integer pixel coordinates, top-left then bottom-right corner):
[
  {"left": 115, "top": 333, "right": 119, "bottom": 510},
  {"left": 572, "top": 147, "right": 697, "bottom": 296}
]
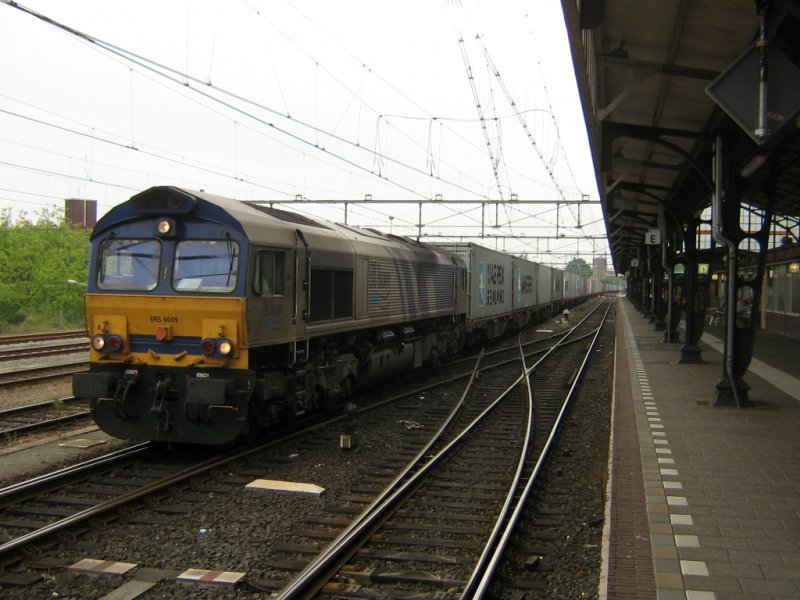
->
[{"left": 646, "top": 229, "right": 661, "bottom": 245}]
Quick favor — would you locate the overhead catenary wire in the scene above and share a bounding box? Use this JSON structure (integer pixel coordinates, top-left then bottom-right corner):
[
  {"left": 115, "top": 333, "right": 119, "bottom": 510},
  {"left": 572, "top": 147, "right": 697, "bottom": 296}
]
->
[
  {"left": 477, "top": 37, "right": 568, "bottom": 202},
  {"left": 535, "top": 61, "right": 588, "bottom": 228},
  {"left": 0, "top": 0, "right": 607, "bottom": 266},
  {"left": 237, "top": 0, "right": 502, "bottom": 200},
  {"left": 1, "top": 79, "right": 320, "bottom": 198},
  {"left": 4, "top": 0, "right": 588, "bottom": 214},
  {"left": 240, "top": 0, "right": 504, "bottom": 232},
  {"left": 0, "top": 108, "right": 292, "bottom": 197},
  {"left": 0, "top": 93, "right": 423, "bottom": 210},
  {"left": 476, "top": 39, "right": 602, "bottom": 253},
  {"left": 377, "top": 109, "right": 578, "bottom": 201},
  {"left": 1, "top": 160, "right": 142, "bottom": 194},
  {"left": 458, "top": 36, "right": 504, "bottom": 201},
  {"left": 262, "top": 0, "right": 499, "bottom": 190},
  {"left": 2, "top": 0, "right": 493, "bottom": 204}
]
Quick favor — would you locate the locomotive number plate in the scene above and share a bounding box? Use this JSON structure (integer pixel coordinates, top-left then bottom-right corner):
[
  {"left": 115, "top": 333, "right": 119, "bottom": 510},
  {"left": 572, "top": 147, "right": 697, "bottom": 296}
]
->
[{"left": 150, "top": 315, "right": 180, "bottom": 323}]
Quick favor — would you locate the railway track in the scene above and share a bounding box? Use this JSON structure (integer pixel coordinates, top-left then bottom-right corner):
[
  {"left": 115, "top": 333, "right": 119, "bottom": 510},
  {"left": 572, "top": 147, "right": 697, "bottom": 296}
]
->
[
  {"left": 0, "top": 442, "right": 158, "bottom": 564},
  {"left": 0, "top": 300, "right": 612, "bottom": 597},
  {"left": 0, "top": 397, "right": 91, "bottom": 440},
  {"left": 269, "top": 300, "right": 612, "bottom": 598},
  {"left": 0, "top": 342, "right": 88, "bottom": 363},
  {"left": 0, "top": 345, "right": 523, "bottom": 569},
  {"left": 0, "top": 331, "right": 86, "bottom": 347},
  {"left": 0, "top": 330, "right": 89, "bottom": 388},
  {"left": 0, "top": 362, "right": 88, "bottom": 389},
  {"left": 0, "top": 372, "right": 491, "bottom": 569},
  {"left": 0, "top": 439, "right": 282, "bottom": 565}
]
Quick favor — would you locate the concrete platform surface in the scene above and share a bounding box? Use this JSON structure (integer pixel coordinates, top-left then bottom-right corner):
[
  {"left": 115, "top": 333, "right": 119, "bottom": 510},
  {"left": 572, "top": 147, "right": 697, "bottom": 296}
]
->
[{"left": 603, "top": 299, "right": 800, "bottom": 600}]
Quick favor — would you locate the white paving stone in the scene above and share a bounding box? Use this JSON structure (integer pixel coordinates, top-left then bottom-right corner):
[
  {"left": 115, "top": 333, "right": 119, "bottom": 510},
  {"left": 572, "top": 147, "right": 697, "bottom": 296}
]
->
[{"left": 670, "top": 514, "right": 693, "bottom": 525}]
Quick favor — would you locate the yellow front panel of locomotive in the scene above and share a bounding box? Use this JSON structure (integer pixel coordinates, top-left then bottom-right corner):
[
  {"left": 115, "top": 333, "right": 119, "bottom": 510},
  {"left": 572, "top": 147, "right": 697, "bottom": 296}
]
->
[
  {"left": 85, "top": 294, "right": 248, "bottom": 369},
  {"left": 90, "top": 315, "right": 128, "bottom": 338}
]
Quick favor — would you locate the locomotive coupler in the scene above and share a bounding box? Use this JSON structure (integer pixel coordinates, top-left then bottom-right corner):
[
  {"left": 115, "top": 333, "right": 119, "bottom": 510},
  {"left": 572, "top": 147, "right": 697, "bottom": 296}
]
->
[
  {"left": 110, "top": 370, "right": 139, "bottom": 419},
  {"left": 150, "top": 376, "right": 174, "bottom": 434}
]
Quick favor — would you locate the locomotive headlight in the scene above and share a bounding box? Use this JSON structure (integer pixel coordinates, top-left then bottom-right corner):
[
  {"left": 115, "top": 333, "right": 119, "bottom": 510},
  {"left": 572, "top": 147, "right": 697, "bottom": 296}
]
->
[
  {"left": 200, "top": 338, "right": 217, "bottom": 355},
  {"left": 91, "top": 335, "right": 106, "bottom": 351},
  {"left": 91, "top": 334, "right": 124, "bottom": 353},
  {"left": 157, "top": 219, "right": 172, "bottom": 234},
  {"left": 199, "top": 337, "right": 234, "bottom": 357}
]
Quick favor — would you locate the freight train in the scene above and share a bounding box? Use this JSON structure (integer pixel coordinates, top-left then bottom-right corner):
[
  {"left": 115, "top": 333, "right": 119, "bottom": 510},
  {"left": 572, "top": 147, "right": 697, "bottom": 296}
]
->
[{"left": 73, "top": 186, "right": 594, "bottom": 444}]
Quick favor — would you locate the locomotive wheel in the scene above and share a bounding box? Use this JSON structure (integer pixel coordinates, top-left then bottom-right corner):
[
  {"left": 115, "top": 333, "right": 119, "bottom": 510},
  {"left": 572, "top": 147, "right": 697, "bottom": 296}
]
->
[
  {"left": 238, "top": 402, "right": 265, "bottom": 444},
  {"left": 425, "top": 349, "right": 442, "bottom": 369}
]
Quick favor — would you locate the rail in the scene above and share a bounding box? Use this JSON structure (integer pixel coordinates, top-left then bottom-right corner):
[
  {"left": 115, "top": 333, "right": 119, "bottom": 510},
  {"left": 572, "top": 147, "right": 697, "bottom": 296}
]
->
[
  {"left": 465, "top": 300, "right": 613, "bottom": 597},
  {"left": 0, "top": 342, "right": 88, "bottom": 362},
  {"left": 0, "top": 331, "right": 86, "bottom": 346},
  {"left": 0, "top": 361, "right": 87, "bottom": 389},
  {"left": 0, "top": 396, "right": 90, "bottom": 438},
  {"left": 272, "top": 300, "right": 611, "bottom": 599}
]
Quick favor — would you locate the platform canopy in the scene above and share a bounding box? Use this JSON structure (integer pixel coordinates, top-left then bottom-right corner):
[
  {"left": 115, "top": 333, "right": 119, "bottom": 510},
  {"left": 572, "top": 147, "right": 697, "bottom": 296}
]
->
[{"left": 561, "top": 0, "right": 800, "bottom": 273}]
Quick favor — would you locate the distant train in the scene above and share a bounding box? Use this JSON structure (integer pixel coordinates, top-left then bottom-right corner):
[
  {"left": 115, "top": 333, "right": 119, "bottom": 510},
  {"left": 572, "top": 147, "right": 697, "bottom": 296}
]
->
[{"left": 73, "top": 186, "right": 596, "bottom": 444}]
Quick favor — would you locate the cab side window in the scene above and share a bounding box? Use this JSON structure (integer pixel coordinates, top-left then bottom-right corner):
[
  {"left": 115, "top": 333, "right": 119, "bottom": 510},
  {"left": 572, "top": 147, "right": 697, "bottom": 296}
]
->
[{"left": 254, "top": 250, "right": 285, "bottom": 296}]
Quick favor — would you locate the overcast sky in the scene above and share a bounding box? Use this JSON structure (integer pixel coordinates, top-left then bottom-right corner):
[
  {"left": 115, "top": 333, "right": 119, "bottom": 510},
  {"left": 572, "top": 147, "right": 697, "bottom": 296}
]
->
[{"left": 0, "top": 0, "right": 607, "bottom": 267}]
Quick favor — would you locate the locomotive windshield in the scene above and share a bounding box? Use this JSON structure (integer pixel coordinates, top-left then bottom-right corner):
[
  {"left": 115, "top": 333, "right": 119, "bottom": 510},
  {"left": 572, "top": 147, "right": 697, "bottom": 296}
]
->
[
  {"left": 95, "top": 238, "right": 239, "bottom": 293},
  {"left": 173, "top": 240, "right": 239, "bottom": 292},
  {"left": 97, "top": 239, "right": 161, "bottom": 291}
]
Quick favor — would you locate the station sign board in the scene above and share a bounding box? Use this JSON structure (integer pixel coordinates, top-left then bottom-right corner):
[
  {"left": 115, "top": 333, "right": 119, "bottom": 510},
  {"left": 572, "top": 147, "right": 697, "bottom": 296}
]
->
[
  {"left": 706, "top": 10, "right": 800, "bottom": 145},
  {"left": 645, "top": 229, "right": 661, "bottom": 245}
]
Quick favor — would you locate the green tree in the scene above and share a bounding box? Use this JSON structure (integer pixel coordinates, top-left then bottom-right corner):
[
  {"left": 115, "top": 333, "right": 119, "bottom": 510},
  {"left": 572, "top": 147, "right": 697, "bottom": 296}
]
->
[
  {"left": 0, "top": 206, "right": 90, "bottom": 330},
  {"left": 565, "top": 257, "right": 593, "bottom": 278}
]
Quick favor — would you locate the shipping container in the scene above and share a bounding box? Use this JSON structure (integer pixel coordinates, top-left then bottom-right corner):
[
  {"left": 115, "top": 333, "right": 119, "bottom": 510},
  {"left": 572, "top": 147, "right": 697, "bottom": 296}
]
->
[
  {"left": 537, "top": 264, "right": 553, "bottom": 306},
  {"left": 513, "top": 255, "right": 538, "bottom": 310},
  {"left": 552, "top": 269, "right": 564, "bottom": 302},
  {"left": 434, "top": 243, "right": 513, "bottom": 336},
  {"left": 564, "top": 271, "right": 581, "bottom": 301}
]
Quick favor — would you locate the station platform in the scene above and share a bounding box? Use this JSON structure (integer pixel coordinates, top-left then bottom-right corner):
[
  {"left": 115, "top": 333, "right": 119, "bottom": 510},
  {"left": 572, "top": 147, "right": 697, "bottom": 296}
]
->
[{"left": 603, "top": 299, "right": 800, "bottom": 600}]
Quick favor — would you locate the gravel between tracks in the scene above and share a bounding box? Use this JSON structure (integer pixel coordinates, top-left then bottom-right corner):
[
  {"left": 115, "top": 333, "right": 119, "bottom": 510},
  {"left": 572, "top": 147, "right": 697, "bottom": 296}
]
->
[{"left": 0, "top": 380, "right": 73, "bottom": 412}]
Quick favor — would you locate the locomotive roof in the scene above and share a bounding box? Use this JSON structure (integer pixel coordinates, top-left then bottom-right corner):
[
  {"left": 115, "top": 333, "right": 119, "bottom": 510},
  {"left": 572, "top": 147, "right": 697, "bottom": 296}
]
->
[{"left": 96, "top": 186, "right": 459, "bottom": 265}]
